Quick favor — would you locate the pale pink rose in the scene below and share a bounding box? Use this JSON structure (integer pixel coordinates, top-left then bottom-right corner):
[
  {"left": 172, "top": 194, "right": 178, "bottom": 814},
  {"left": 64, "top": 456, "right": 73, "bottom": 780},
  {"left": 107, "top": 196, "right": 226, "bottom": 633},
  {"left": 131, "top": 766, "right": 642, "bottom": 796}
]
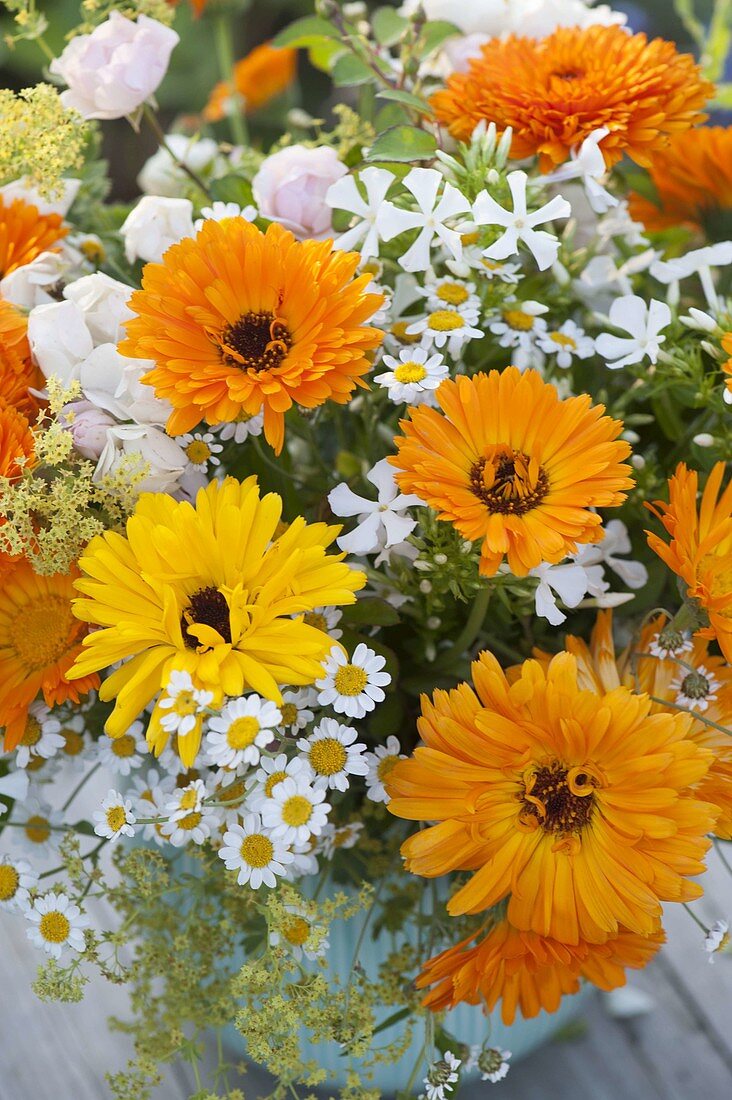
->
[
  {"left": 49, "top": 13, "right": 179, "bottom": 121},
  {"left": 65, "top": 400, "right": 117, "bottom": 460},
  {"left": 253, "top": 146, "right": 347, "bottom": 240}
]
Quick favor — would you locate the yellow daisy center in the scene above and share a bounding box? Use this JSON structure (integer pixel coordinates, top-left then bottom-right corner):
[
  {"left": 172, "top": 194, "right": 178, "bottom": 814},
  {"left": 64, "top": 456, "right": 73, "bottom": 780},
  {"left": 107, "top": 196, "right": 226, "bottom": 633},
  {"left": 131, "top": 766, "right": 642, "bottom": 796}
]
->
[
  {"left": 394, "top": 361, "right": 427, "bottom": 384},
  {"left": 390, "top": 321, "right": 421, "bottom": 344},
  {"left": 264, "top": 771, "right": 287, "bottom": 797},
  {"left": 279, "top": 702, "right": 299, "bottom": 725},
  {"left": 428, "top": 310, "right": 464, "bottom": 332},
  {"left": 226, "top": 715, "right": 261, "bottom": 750},
  {"left": 377, "top": 754, "right": 400, "bottom": 782},
  {"left": 111, "top": 734, "right": 137, "bottom": 758},
  {"left": 185, "top": 440, "right": 212, "bottom": 464},
  {"left": 549, "top": 331, "right": 577, "bottom": 349},
  {"left": 26, "top": 756, "right": 47, "bottom": 773},
  {"left": 178, "top": 789, "right": 200, "bottom": 811},
  {"left": 240, "top": 833, "right": 274, "bottom": 867},
  {"left": 178, "top": 811, "right": 202, "bottom": 831},
  {"left": 62, "top": 730, "right": 84, "bottom": 756},
  {"left": 303, "top": 611, "right": 328, "bottom": 632},
  {"left": 436, "top": 283, "right": 470, "bottom": 306},
  {"left": 220, "top": 777, "right": 246, "bottom": 804},
  {"left": 333, "top": 664, "right": 368, "bottom": 697},
  {"left": 106, "top": 806, "right": 127, "bottom": 832},
  {"left": 0, "top": 864, "right": 20, "bottom": 901},
  {"left": 309, "top": 738, "right": 348, "bottom": 776},
  {"left": 80, "top": 238, "right": 105, "bottom": 263},
  {"left": 25, "top": 815, "right": 50, "bottom": 844},
  {"left": 171, "top": 691, "right": 200, "bottom": 716},
  {"left": 502, "top": 309, "right": 535, "bottom": 332},
  {"left": 281, "top": 794, "right": 313, "bottom": 827},
  {"left": 460, "top": 230, "right": 481, "bottom": 246},
  {"left": 8, "top": 594, "right": 78, "bottom": 674},
  {"left": 283, "top": 915, "right": 310, "bottom": 946},
  {"left": 19, "top": 716, "right": 42, "bottom": 747},
  {"left": 39, "top": 910, "right": 70, "bottom": 944}
]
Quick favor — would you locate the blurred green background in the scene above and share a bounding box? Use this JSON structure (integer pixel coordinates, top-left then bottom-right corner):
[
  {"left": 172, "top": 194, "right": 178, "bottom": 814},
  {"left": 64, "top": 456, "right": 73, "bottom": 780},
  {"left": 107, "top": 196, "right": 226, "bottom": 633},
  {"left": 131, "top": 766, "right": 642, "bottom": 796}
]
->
[{"left": 0, "top": 0, "right": 715, "bottom": 198}]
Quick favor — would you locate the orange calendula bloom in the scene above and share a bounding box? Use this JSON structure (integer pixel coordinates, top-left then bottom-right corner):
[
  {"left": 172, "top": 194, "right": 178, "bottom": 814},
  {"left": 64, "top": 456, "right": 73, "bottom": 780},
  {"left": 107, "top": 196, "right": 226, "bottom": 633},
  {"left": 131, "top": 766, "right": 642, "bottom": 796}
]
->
[
  {"left": 204, "top": 42, "right": 297, "bottom": 122},
  {"left": 119, "top": 219, "right": 383, "bottom": 454},
  {"left": 417, "top": 916, "right": 664, "bottom": 1024},
  {"left": 390, "top": 367, "right": 633, "bottom": 578},
  {"left": 0, "top": 561, "right": 99, "bottom": 751},
  {"left": 0, "top": 301, "right": 44, "bottom": 421},
  {"left": 0, "top": 195, "right": 67, "bottom": 278},
  {"left": 0, "top": 398, "right": 34, "bottom": 481},
  {"left": 628, "top": 126, "right": 732, "bottom": 234},
  {"left": 430, "top": 26, "right": 712, "bottom": 170},
  {"left": 387, "top": 651, "right": 714, "bottom": 944},
  {"left": 646, "top": 462, "right": 732, "bottom": 664}
]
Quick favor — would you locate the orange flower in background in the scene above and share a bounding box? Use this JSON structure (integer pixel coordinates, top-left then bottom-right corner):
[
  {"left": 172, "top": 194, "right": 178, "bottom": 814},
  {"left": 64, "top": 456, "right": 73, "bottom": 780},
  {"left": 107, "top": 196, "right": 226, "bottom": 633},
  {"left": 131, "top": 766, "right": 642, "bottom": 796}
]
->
[
  {"left": 431, "top": 26, "right": 712, "bottom": 170},
  {"left": 0, "top": 301, "right": 44, "bottom": 421},
  {"left": 721, "top": 333, "right": 732, "bottom": 401},
  {"left": 418, "top": 917, "right": 664, "bottom": 1024},
  {"left": 646, "top": 462, "right": 732, "bottom": 663},
  {"left": 628, "top": 127, "right": 732, "bottom": 234},
  {"left": 0, "top": 196, "right": 67, "bottom": 278},
  {"left": 0, "top": 398, "right": 34, "bottom": 482},
  {"left": 204, "top": 42, "right": 297, "bottom": 122},
  {"left": 387, "top": 650, "right": 714, "bottom": 944},
  {"left": 120, "top": 218, "right": 383, "bottom": 454},
  {"left": 390, "top": 367, "right": 632, "bottom": 578},
  {"left": 0, "top": 561, "right": 99, "bottom": 751}
]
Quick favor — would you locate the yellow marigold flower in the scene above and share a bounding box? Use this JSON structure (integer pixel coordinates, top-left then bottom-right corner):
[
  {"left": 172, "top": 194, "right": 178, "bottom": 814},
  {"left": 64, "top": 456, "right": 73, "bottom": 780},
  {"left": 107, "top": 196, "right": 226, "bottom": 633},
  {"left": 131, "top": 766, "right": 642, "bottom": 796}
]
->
[
  {"left": 418, "top": 916, "right": 665, "bottom": 1024},
  {"left": 628, "top": 126, "right": 732, "bottom": 234},
  {"left": 390, "top": 367, "right": 633, "bottom": 578},
  {"left": 0, "top": 196, "right": 67, "bottom": 278},
  {"left": 646, "top": 462, "right": 732, "bottom": 665},
  {"left": 67, "top": 476, "right": 366, "bottom": 765},
  {"left": 430, "top": 26, "right": 713, "bottom": 169},
  {"left": 119, "top": 219, "right": 383, "bottom": 455},
  {"left": 387, "top": 651, "right": 714, "bottom": 944},
  {"left": 0, "top": 561, "right": 99, "bottom": 751},
  {"left": 204, "top": 42, "right": 297, "bottom": 122}
]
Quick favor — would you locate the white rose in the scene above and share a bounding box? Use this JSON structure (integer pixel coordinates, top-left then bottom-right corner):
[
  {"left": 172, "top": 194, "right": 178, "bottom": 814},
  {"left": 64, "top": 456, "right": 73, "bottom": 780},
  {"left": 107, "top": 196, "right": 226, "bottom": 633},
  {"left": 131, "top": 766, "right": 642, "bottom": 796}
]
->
[
  {"left": 63, "top": 272, "right": 134, "bottom": 345},
  {"left": 137, "top": 135, "right": 221, "bottom": 197},
  {"left": 78, "top": 344, "right": 170, "bottom": 426},
  {"left": 49, "top": 13, "right": 179, "bottom": 121},
  {"left": 400, "top": 0, "right": 624, "bottom": 40},
  {"left": 0, "top": 177, "right": 81, "bottom": 216},
  {"left": 253, "top": 145, "right": 348, "bottom": 240},
  {"left": 95, "top": 424, "right": 186, "bottom": 493},
  {"left": 28, "top": 300, "right": 94, "bottom": 384},
  {"left": 121, "top": 196, "right": 195, "bottom": 264},
  {"left": 0, "top": 252, "right": 70, "bottom": 310}
]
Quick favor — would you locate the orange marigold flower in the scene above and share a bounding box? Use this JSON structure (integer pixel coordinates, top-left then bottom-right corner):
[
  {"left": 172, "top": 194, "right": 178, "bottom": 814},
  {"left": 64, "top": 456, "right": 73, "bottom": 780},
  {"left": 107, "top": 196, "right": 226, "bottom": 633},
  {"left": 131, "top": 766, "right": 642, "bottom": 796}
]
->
[
  {"left": 628, "top": 126, "right": 732, "bottom": 234},
  {"left": 0, "top": 397, "right": 34, "bottom": 481},
  {"left": 390, "top": 367, "right": 633, "bottom": 578},
  {"left": 0, "top": 195, "right": 67, "bottom": 278},
  {"left": 203, "top": 42, "right": 297, "bottom": 122},
  {"left": 0, "top": 561, "right": 99, "bottom": 751},
  {"left": 646, "top": 462, "right": 732, "bottom": 664},
  {"left": 119, "top": 219, "right": 383, "bottom": 454},
  {"left": 418, "top": 916, "right": 664, "bottom": 1024},
  {"left": 430, "top": 26, "right": 713, "bottom": 170},
  {"left": 387, "top": 650, "right": 714, "bottom": 944},
  {"left": 0, "top": 300, "right": 44, "bottom": 420}
]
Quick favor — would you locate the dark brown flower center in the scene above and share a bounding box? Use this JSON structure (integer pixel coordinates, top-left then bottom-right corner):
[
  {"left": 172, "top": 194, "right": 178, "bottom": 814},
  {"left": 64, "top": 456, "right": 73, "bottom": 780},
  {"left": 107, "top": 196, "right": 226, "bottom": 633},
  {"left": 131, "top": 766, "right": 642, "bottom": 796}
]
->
[
  {"left": 181, "top": 586, "right": 231, "bottom": 649},
  {"left": 551, "top": 68, "right": 584, "bottom": 81},
  {"left": 470, "top": 448, "right": 549, "bottom": 515},
  {"left": 219, "top": 311, "right": 292, "bottom": 371},
  {"left": 520, "top": 762, "right": 596, "bottom": 835}
]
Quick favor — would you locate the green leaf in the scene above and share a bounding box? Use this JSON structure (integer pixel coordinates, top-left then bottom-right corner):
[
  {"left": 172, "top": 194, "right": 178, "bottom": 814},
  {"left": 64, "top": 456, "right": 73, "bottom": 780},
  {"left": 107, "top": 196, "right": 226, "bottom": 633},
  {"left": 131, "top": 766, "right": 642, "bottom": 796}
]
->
[
  {"left": 369, "top": 691, "right": 405, "bottom": 737},
  {"left": 365, "top": 125, "right": 437, "bottom": 163},
  {"left": 342, "top": 597, "right": 401, "bottom": 627},
  {"left": 372, "top": 6, "right": 409, "bottom": 46},
  {"left": 308, "top": 40, "right": 346, "bottom": 74},
  {"left": 272, "top": 15, "right": 340, "bottom": 48},
  {"left": 376, "top": 88, "right": 433, "bottom": 115},
  {"left": 416, "top": 19, "right": 461, "bottom": 58},
  {"left": 331, "top": 52, "right": 375, "bottom": 86},
  {"left": 209, "top": 175, "right": 254, "bottom": 206}
]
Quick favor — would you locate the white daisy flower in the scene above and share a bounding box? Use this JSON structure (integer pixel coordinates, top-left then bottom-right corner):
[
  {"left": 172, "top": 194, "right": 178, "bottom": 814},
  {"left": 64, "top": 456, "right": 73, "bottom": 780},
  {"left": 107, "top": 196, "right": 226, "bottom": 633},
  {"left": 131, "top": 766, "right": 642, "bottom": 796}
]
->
[
  {"left": 298, "top": 718, "right": 368, "bottom": 791},
  {"left": 12, "top": 797, "right": 64, "bottom": 856},
  {"left": 217, "top": 409, "right": 264, "bottom": 443},
  {"left": 300, "top": 606, "right": 343, "bottom": 641},
  {"left": 282, "top": 841, "right": 320, "bottom": 881},
  {"left": 670, "top": 666, "right": 720, "bottom": 713},
  {"left": 208, "top": 771, "right": 249, "bottom": 828},
  {"left": 538, "top": 319, "right": 595, "bottom": 368},
  {"left": 194, "top": 201, "right": 257, "bottom": 231},
  {"left": 407, "top": 305, "right": 483, "bottom": 358},
  {"left": 0, "top": 769, "right": 29, "bottom": 815},
  {"left": 92, "top": 789, "right": 136, "bottom": 842},
  {"left": 24, "top": 891, "right": 89, "bottom": 960},
  {"left": 319, "top": 821, "right": 364, "bottom": 859},
  {"left": 467, "top": 1045, "right": 512, "bottom": 1083},
  {"left": 132, "top": 784, "right": 171, "bottom": 848},
  {"left": 206, "top": 695, "right": 281, "bottom": 770},
  {"left": 261, "top": 776, "right": 330, "bottom": 846},
  {"left": 705, "top": 919, "right": 729, "bottom": 963},
  {"left": 97, "top": 720, "right": 148, "bottom": 775},
  {"left": 648, "top": 629, "right": 693, "bottom": 661},
  {"left": 245, "top": 752, "right": 311, "bottom": 810},
  {"left": 158, "top": 670, "right": 214, "bottom": 737},
  {"left": 165, "top": 779, "right": 207, "bottom": 823},
  {"left": 13, "top": 703, "right": 65, "bottom": 770},
  {"left": 178, "top": 431, "right": 223, "bottom": 472},
  {"left": 423, "top": 1050, "right": 461, "bottom": 1100},
  {"left": 364, "top": 735, "right": 405, "bottom": 803},
  {"left": 56, "top": 715, "right": 89, "bottom": 761},
  {"left": 269, "top": 903, "right": 329, "bottom": 960},
  {"left": 0, "top": 855, "right": 38, "bottom": 911},
  {"left": 488, "top": 300, "right": 548, "bottom": 369},
  {"left": 417, "top": 275, "right": 480, "bottom": 313},
  {"left": 218, "top": 813, "right": 294, "bottom": 888},
  {"left": 161, "top": 796, "right": 220, "bottom": 848},
  {"left": 473, "top": 169, "right": 571, "bottom": 271},
  {"left": 277, "top": 688, "right": 318, "bottom": 734},
  {"left": 316, "top": 643, "right": 391, "bottom": 719},
  {"left": 374, "top": 347, "right": 449, "bottom": 406}
]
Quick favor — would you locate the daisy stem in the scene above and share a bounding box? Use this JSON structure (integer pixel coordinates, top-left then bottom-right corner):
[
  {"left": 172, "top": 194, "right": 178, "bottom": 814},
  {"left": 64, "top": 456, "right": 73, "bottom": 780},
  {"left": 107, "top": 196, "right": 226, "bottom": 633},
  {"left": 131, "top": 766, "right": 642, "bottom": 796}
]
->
[
  {"left": 434, "top": 585, "right": 491, "bottom": 669},
  {"left": 62, "top": 762, "right": 100, "bottom": 813},
  {"left": 648, "top": 695, "right": 732, "bottom": 737},
  {"left": 212, "top": 12, "right": 249, "bottom": 148},
  {"left": 403, "top": 1038, "right": 427, "bottom": 1096},
  {"left": 142, "top": 105, "right": 213, "bottom": 200},
  {"left": 634, "top": 651, "right": 698, "bottom": 674},
  {"left": 714, "top": 838, "right": 732, "bottom": 878},
  {"left": 682, "top": 901, "right": 709, "bottom": 934}
]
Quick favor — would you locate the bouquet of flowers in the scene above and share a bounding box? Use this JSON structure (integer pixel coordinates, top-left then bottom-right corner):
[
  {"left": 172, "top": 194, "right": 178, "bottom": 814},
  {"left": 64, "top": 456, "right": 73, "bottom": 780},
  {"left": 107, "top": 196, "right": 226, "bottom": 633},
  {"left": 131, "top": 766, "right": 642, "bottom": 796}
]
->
[{"left": 1, "top": 0, "right": 732, "bottom": 1095}]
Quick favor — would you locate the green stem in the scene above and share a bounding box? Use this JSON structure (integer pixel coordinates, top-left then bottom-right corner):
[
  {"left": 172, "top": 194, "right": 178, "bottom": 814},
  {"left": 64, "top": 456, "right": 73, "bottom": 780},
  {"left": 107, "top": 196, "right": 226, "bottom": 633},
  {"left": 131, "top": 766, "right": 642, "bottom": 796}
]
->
[
  {"left": 62, "top": 762, "right": 100, "bottom": 813},
  {"left": 435, "top": 585, "right": 491, "bottom": 669},
  {"left": 143, "top": 105, "right": 212, "bottom": 199},
  {"left": 714, "top": 838, "right": 732, "bottom": 878},
  {"left": 682, "top": 901, "right": 709, "bottom": 933},
  {"left": 212, "top": 12, "right": 249, "bottom": 147},
  {"left": 648, "top": 695, "right": 732, "bottom": 737}
]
